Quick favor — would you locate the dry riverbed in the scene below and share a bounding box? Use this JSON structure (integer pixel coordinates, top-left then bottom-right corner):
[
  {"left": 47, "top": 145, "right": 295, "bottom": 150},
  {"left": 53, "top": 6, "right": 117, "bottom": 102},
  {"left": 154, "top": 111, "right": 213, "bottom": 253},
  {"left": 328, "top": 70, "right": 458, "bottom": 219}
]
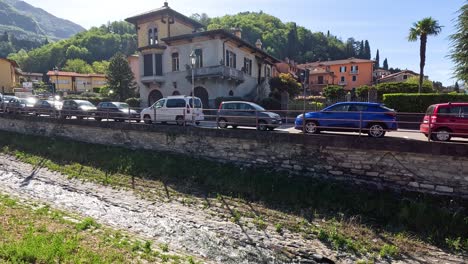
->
[{"left": 0, "top": 154, "right": 465, "bottom": 264}]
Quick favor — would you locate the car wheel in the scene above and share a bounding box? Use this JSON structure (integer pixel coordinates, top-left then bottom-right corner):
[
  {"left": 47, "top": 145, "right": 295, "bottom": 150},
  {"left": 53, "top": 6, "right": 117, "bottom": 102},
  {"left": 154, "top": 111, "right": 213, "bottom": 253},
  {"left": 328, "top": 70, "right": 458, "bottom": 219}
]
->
[
  {"left": 232, "top": 125, "right": 238, "bottom": 129},
  {"left": 176, "top": 116, "right": 185, "bottom": 126},
  {"left": 432, "top": 128, "right": 451, "bottom": 142},
  {"left": 143, "top": 115, "right": 152, "bottom": 124},
  {"left": 77, "top": 116, "right": 84, "bottom": 120},
  {"left": 305, "top": 121, "right": 319, "bottom": 134},
  {"left": 218, "top": 118, "right": 228, "bottom": 129},
  {"left": 257, "top": 120, "right": 268, "bottom": 131},
  {"left": 368, "top": 123, "right": 386, "bottom": 138},
  {"left": 268, "top": 127, "right": 275, "bottom": 131},
  {"left": 95, "top": 117, "right": 102, "bottom": 122}
]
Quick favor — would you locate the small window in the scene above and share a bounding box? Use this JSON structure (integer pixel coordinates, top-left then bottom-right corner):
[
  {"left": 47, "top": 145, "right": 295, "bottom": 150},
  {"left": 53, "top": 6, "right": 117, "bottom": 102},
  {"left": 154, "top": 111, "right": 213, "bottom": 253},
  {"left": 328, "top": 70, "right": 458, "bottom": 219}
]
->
[
  {"left": 226, "top": 50, "right": 236, "bottom": 68},
  {"left": 166, "top": 99, "right": 186, "bottom": 108},
  {"left": 172, "top": 53, "right": 179, "bottom": 71},
  {"left": 348, "top": 105, "right": 368, "bottom": 112},
  {"left": 154, "top": 99, "right": 165, "bottom": 109},
  {"left": 352, "top": 76, "right": 357, "bottom": 82},
  {"left": 195, "top": 49, "right": 203, "bottom": 68},
  {"left": 222, "top": 103, "right": 237, "bottom": 110},
  {"left": 144, "top": 54, "right": 153, "bottom": 76},
  {"left": 243, "top": 58, "right": 252, "bottom": 75},
  {"left": 340, "top": 66, "right": 347, "bottom": 73},
  {"left": 327, "top": 104, "right": 348, "bottom": 112},
  {"left": 403, "top": 75, "right": 408, "bottom": 80},
  {"left": 341, "top": 76, "right": 345, "bottom": 82},
  {"left": 438, "top": 106, "right": 462, "bottom": 117},
  {"left": 351, "top": 65, "right": 359, "bottom": 72}
]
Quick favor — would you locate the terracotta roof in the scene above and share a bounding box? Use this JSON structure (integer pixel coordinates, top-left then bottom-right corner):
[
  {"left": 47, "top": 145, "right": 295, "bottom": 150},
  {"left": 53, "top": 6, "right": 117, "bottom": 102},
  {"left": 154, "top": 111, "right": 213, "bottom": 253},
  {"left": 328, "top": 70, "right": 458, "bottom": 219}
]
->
[
  {"left": 46, "top": 71, "right": 105, "bottom": 78},
  {"left": 125, "top": 2, "right": 203, "bottom": 29},
  {"left": 298, "top": 58, "right": 374, "bottom": 68},
  {"left": 161, "top": 29, "right": 280, "bottom": 63},
  {"left": 378, "top": 70, "right": 419, "bottom": 81},
  {"left": 21, "top": 72, "right": 43, "bottom": 77}
]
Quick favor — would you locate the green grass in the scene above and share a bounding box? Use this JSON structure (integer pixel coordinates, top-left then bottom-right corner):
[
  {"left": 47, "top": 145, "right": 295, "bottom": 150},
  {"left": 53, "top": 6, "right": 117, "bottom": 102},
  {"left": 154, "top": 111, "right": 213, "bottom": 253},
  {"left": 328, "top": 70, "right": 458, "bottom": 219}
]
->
[
  {"left": 0, "top": 131, "right": 467, "bottom": 255},
  {"left": 0, "top": 195, "right": 199, "bottom": 263},
  {"left": 379, "top": 244, "right": 399, "bottom": 259}
]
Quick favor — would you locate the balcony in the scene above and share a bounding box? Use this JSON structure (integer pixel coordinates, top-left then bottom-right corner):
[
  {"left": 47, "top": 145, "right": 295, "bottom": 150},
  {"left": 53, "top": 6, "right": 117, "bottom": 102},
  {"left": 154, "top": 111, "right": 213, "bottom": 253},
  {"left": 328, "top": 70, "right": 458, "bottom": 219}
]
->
[
  {"left": 339, "top": 81, "right": 348, "bottom": 86},
  {"left": 188, "top": 65, "right": 245, "bottom": 83},
  {"left": 350, "top": 70, "right": 359, "bottom": 75},
  {"left": 141, "top": 75, "right": 165, "bottom": 84}
]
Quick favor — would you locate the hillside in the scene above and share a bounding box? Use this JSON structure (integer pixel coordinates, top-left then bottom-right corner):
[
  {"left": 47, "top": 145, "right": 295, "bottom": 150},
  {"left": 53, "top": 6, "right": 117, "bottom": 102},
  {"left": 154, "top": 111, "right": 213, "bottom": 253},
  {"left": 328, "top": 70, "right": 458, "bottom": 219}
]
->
[{"left": 0, "top": 0, "right": 85, "bottom": 41}]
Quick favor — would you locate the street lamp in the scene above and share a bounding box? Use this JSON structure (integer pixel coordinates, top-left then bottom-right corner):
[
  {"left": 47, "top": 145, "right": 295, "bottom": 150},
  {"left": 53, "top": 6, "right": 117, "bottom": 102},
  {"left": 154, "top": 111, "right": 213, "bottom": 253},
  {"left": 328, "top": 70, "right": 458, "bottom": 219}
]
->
[
  {"left": 189, "top": 50, "right": 197, "bottom": 126},
  {"left": 53, "top": 66, "right": 58, "bottom": 117}
]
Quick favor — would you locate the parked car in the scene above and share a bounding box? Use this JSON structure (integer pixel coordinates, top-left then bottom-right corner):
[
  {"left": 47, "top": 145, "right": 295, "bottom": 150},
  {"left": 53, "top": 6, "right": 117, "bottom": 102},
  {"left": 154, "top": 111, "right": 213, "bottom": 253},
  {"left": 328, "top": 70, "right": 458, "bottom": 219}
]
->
[
  {"left": 420, "top": 102, "right": 468, "bottom": 142},
  {"left": 5, "top": 97, "right": 37, "bottom": 114},
  {"left": 60, "top": 100, "right": 97, "bottom": 120},
  {"left": 140, "top": 96, "right": 204, "bottom": 125},
  {"left": 0, "top": 95, "right": 18, "bottom": 112},
  {"left": 294, "top": 102, "right": 397, "bottom": 138},
  {"left": 95, "top": 102, "right": 140, "bottom": 122},
  {"left": 217, "top": 101, "right": 282, "bottom": 131},
  {"left": 33, "top": 100, "right": 63, "bottom": 117}
]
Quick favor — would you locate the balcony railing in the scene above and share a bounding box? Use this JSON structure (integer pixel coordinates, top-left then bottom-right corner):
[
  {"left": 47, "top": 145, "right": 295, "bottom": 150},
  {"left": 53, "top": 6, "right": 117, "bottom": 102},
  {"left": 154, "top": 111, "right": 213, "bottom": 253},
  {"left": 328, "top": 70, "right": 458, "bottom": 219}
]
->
[
  {"left": 141, "top": 75, "right": 165, "bottom": 84},
  {"left": 189, "top": 65, "right": 245, "bottom": 83},
  {"left": 350, "top": 70, "right": 359, "bottom": 75},
  {"left": 339, "top": 81, "right": 348, "bottom": 86}
]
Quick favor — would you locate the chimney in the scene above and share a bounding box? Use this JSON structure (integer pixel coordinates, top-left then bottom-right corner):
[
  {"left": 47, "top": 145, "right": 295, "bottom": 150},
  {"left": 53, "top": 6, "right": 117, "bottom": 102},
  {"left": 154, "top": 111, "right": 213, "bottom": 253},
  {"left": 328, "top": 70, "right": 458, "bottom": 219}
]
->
[
  {"left": 231, "top": 28, "right": 242, "bottom": 38},
  {"left": 255, "top": 39, "right": 262, "bottom": 49},
  {"left": 164, "top": 1, "right": 169, "bottom": 7}
]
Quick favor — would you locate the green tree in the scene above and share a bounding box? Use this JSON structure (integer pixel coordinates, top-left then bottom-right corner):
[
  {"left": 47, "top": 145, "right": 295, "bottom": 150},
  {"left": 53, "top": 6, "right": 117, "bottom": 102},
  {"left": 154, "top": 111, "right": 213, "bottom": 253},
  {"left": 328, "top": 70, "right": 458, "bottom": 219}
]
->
[
  {"left": 190, "top": 13, "right": 211, "bottom": 27},
  {"left": 408, "top": 17, "right": 443, "bottom": 93},
  {"left": 286, "top": 23, "right": 298, "bottom": 59},
  {"left": 383, "top": 58, "right": 389, "bottom": 70},
  {"left": 92, "top": 60, "right": 110, "bottom": 74},
  {"left": 106, "top": 52, "right": 136, "bottom": 101},
  {"left": 323, "top": 85, "right": 346, "bottom": 101},
  {"left": 405, "top": 76, "right": 433, "bottom": 89},
  {"left": 375, "top": 49, "right": 380, "bottom": 69},
  {"left": 62, "top": 59, "right": 94, "bottom": 73},
  {"left": 454, "top": 81, "right": 460, "bottom": 93},
  {"left": 66, "top": 45, "right": 90, "bottom": 60},
  {"left": 450, "top": 3, "right": 468, "bottom": 83},
  {"left": 268, "top": 73, "right": 301, "bottom": 100},
  {"left": 364, "top": 40, "right": 371, "bottom": 60}
]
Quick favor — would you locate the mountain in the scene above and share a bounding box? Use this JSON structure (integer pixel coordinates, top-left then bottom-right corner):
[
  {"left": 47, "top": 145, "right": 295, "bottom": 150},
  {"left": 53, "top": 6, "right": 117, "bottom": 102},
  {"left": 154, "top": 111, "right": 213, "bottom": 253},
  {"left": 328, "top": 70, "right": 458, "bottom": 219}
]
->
[{"left": 0, "top": 0, "right": 85, "bottom": 41}]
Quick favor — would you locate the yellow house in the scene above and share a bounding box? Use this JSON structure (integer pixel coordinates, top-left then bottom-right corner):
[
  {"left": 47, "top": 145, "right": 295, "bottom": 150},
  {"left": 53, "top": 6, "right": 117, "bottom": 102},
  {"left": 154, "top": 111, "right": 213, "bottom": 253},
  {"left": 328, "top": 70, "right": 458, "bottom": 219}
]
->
[
  {"left": 0, "top": 58, "right": 20, "bottom": 94},
  {"left": 47, "top": 71, "right": 107, "bottom": 93}
]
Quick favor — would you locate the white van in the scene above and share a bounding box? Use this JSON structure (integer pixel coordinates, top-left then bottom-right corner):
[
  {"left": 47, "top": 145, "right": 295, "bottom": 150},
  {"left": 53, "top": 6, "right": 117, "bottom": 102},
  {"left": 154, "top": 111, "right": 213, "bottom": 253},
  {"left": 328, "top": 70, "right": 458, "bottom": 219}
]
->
[{"left": 140, "top": 96, "right": 204, "bottom": 125}]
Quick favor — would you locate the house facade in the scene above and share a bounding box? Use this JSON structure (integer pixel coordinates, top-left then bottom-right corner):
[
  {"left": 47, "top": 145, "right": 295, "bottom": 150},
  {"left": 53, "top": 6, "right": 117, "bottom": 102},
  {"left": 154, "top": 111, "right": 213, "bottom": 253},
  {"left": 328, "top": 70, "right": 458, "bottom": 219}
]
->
[
  {"left": 47, "top": 71, "right": 106, "bottom": 93},
  {"left": 377, "top": 70, "right": 425, "bottom": 84},
  {"left": 0, "top": 58, "right": 20, "bottom": 94},
  {"left": 299, "top": 58, "right": 374, "bottom": 94},
  {"left": 125, "top": 2, "right": 279, "bottom": 108}
]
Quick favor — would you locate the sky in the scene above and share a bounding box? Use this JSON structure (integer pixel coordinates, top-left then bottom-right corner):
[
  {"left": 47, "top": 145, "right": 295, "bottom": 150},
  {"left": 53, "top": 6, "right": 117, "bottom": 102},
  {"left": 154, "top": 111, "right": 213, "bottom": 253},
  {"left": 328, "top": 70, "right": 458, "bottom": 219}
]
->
[{"left": 26, "top": 0, "right": 465, "bottom": 86}]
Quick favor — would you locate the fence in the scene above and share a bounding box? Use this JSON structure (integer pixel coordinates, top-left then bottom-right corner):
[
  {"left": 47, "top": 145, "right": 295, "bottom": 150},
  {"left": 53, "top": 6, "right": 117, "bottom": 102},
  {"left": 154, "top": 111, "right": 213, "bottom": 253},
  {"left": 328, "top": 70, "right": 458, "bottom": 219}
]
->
[{"left": 1, "top": 102, "right": 467, "bottom": 144}]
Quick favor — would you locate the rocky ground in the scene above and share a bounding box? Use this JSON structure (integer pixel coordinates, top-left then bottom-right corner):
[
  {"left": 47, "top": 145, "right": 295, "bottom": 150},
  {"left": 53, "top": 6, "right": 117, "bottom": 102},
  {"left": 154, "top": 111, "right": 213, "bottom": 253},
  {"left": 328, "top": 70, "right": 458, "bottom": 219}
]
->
[{"left": 0, "top": 154, "right": 465, "bottom": 264}]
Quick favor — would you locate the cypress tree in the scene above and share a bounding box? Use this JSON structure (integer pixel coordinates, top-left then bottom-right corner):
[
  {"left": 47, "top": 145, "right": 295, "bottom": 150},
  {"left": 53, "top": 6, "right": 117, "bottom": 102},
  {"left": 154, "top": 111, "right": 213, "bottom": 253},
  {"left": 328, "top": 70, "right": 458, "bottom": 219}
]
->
[
  {"left": 106, "top": 52, "right": 137, "bottom": 101},
  {"left": 383, "top": 58, "right": 389, "bottom": 70},
  {"left": 375, "top": 49, "right": 380, "bottom": 69},
  {"left": 364, "top": 40, "right": 371, "bottom": 59}
]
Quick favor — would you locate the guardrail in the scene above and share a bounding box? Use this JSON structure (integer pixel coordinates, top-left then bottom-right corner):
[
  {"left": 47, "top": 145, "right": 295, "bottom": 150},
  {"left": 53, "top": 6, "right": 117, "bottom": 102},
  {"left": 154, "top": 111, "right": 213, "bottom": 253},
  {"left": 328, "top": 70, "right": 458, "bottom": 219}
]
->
[{"left": 1, "top": 105, "right": 467, "bottom": 143}]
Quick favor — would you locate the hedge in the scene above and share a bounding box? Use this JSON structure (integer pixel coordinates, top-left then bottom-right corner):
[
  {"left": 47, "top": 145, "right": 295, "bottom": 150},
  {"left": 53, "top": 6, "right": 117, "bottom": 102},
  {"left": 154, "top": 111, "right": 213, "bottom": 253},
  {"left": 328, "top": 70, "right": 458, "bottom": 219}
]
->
[
  {"left": 357, "top": 82, "right": 434, "bottom": 100},
  {"left": 383, "top": 93, "right": 468, "bottom": 113}
]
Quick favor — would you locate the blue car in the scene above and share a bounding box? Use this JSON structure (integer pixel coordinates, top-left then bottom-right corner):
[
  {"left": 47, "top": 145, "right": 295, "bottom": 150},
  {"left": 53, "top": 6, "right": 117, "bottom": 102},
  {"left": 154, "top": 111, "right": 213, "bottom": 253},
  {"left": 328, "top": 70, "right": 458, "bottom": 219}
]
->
[{"left": 295, "top": 102, "right": 398, "bottom": 138}]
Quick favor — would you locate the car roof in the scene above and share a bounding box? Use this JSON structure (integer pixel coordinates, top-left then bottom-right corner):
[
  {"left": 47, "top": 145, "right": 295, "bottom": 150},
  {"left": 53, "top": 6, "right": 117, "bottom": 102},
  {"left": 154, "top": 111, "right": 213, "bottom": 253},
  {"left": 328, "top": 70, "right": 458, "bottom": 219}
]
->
[
  {"left": 432, "top": 102, "right": 468, "bottom": 107},
  {"left": 222, "top": 101, "right": 253, "bottom": 104},
  {"left": 166, "top": 96, "right": 200, "bottom": 100},
  {"left": 331, "top": 102, "right": 382, "bottom": 106}
]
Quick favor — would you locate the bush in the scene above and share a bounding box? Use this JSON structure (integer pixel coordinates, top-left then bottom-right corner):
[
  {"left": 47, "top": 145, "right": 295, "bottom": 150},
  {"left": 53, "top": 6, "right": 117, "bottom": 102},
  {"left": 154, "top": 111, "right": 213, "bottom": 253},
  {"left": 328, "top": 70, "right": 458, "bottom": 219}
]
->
[
  {"left": 357, "top": 82, "right": 435, "bottom": 101},
  {"left": 258, "top": 97, "right": 281, "bottom": 110},
  {"left": 323, "top": 85, "right": 346, "bottom": 101},
  {"left": 383, "top": 93, "right": 468, "bottom": 113},
  {"left": 214, "top": 97, "right": 244, "bottom": 108},
  {"left": 125, "top": 98, "right": 141, "bottom": 108},
  {"left": 288, "top": 100, "right": 324, "bottom": 111}
]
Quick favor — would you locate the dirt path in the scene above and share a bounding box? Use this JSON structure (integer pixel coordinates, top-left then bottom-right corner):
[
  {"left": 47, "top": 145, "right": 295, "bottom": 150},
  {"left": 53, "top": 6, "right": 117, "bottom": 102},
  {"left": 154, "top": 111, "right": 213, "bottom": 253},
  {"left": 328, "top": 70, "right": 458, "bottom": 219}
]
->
[{"left": 0, "top": 154, "right": 465, "bottom": 264}]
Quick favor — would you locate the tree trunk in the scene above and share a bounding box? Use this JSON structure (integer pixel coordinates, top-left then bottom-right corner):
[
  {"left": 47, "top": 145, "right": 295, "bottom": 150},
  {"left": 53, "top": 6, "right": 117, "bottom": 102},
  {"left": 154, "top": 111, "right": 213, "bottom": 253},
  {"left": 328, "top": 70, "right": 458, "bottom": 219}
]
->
[{"left": 419, "top": 34, "right": 427, "bottom": 94}]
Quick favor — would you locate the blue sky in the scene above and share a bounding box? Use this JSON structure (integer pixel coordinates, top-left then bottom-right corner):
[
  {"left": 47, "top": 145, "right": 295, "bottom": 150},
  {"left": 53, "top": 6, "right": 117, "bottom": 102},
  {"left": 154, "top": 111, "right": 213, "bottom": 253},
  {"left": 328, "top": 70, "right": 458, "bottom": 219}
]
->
[{"left": 28, "top": 0, "right": 465, "bottom": 86}]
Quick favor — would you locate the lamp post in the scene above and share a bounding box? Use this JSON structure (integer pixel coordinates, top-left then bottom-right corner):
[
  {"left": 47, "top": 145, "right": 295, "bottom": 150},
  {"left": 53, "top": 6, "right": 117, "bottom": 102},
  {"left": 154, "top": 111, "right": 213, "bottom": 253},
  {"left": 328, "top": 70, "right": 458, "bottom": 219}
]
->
[{"left": 189, "top": 50, "right": 197, "bottom": 126}]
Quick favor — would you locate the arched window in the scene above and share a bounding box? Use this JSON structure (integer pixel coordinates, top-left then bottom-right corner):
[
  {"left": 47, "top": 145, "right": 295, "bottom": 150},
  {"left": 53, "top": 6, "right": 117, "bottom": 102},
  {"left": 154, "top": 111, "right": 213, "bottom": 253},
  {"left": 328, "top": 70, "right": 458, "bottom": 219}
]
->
[{"left": 148, "top": 29, "right": 153, "bottom": 45}]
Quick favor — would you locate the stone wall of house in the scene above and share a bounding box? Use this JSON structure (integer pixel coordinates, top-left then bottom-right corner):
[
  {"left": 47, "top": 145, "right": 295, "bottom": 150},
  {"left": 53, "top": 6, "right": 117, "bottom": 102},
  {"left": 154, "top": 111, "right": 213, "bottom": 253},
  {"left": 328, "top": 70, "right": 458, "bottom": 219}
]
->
[{"left": 1, "top": 114, "right": 467, "bottom": 197}]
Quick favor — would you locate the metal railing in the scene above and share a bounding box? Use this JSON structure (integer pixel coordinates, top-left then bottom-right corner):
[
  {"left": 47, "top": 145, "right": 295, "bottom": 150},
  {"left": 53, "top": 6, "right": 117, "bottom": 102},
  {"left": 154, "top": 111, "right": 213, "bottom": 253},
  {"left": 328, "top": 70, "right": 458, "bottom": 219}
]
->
[{"left": 1, "top": 104, "right": 467, "bottom": 144}]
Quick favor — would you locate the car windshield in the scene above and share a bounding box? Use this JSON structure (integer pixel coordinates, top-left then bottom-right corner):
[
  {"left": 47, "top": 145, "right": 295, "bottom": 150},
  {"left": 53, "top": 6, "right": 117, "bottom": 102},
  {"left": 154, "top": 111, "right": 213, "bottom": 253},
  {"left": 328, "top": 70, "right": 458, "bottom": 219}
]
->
[
  {"left": 77, "top": 101, "right": 94, "bottom": 107},
  {"left": 115, "top": 103, "right": 130, "bottom": 109},
  {"left": 189, "top": 98, "right": 202, "bottom": 108}
]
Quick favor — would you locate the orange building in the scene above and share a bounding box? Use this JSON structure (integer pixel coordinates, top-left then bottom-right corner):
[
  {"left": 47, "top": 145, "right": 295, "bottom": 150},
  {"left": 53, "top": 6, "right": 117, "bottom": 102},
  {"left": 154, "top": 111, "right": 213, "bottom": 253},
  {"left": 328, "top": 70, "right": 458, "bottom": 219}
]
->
[{"left": 299, "top": 58, "right": 374, "bottom": 93}]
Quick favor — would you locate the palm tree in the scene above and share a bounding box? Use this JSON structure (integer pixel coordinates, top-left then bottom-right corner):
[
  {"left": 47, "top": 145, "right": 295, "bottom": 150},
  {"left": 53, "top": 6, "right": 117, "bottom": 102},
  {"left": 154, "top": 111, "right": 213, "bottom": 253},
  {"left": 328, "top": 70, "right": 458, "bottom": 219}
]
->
[{"left": 408, "top": 17, "right": 443, "bottom": 93}]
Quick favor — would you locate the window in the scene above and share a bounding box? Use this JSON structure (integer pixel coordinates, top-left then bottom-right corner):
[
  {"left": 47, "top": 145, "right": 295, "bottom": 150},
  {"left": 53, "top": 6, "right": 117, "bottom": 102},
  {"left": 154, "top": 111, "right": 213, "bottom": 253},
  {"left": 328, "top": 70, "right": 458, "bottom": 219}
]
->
[
  {"left": 148, "top": 28, "right": 158, "bottom": 45},
  {"left": 226, "top": 50, "right": 236, "bottom": 68},
  {"left": 155, "top": 54, "right": 163, "bottom": 76},
  {"left": 403, "top": 75, "right": 408, "bottom": 80},
  {"left": 195, "top": 49, "right": 203, "bottom": 68},
  {"left": 351, "top": 65, "right": 359, "bottom": 72},
  {"left": 352, "top": 76, "right": 357, "bottom": 82},
  {"left": 340, "top": 66, "right": 347, "bottom": 73},
  {"left": 166, "top": 99, "right": 186, "bottom": 108},
  {"left": 348, "top": 105, "right": 368, "bottom": 112},
  {"left": 143, "top": 54, "right": 153, "bottom": 76},
  {"left": 318, "top": 76, "right": 324, "bottom": 84},
  {"left": 462, "top": 107, "right": 468, "bottom": 119},
  {"left": 340, "top": 76, "right": 346, "bottom": 82},
  {"left": 438, "top": 106, "right": 462, "bottom": 117},
  {"left": 243, "top": 58, "right": 252, "bottom": 75},
  {"left": 172, "top": 53, "right": 179, "bottom": 71},
  {"left": 153, "top": 99, "right": 165, "bottom": 109},
  {"left": 266, "top": 66, "right": 271, "bottom": 77},
  {"left": 327, "top": 104, "right": 348, "bottom": 112}
]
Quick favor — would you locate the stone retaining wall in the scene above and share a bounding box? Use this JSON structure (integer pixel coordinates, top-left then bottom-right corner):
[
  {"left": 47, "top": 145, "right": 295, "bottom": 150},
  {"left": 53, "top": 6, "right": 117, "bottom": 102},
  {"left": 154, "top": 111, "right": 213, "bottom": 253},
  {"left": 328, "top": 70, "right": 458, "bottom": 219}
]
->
[{"left": 1, "top": 114, "right": 467, "bottom": 197}]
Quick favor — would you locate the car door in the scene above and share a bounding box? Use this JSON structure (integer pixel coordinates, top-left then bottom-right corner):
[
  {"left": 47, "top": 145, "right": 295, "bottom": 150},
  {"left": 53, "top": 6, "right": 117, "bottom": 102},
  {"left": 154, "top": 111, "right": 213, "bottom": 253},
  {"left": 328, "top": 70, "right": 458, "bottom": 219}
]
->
[
  {"left": 347, "top": 104, "right": 368, "bottom": 129},
  {"left": 153, "top": 99, "right": 166, "bottom": 122},
  {"left": 320, "top": 104, "right": 350, "bottom": 129},
  {"left": 220, "top": 103, "right": 237, "bottom": 125},
  {"left": 460, "top": 106, "right": 468, "bottom": 137}
]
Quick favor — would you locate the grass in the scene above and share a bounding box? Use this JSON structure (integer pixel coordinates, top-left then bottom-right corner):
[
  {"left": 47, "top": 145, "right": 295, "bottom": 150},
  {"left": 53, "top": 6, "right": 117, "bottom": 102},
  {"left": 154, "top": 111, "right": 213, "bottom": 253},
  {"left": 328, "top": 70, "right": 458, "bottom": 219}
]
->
[
  {"left": 0, "top": 194, "right": 200, "bottom": 263},
  {"left": 0, "top": 131, "right": 467, "bottom": 257}
]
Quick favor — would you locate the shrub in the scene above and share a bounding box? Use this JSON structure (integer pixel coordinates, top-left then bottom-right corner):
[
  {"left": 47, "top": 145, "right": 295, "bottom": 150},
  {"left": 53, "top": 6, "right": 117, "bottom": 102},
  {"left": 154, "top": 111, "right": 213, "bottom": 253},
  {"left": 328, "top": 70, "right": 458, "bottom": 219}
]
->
[
  {"left": 383, "top": 93, "right": 468, "bottom": 113},
  {"left": 258, "top": 97, "right": 281, "bottom": 110},
  {"left": 323, "top": 85, "right": 346, "bottom": 101},
  {"left": 214, "top": 97, "right": 244, "bottom": 108},
  {"left": 288, "top": 100, "right": 324, "bottom": 111},
  {"left": 357, "top": 82, "right": 435, "bottom": 102},
  {"left": 125, "top": 98, "right": 141, "bottom": 108}
]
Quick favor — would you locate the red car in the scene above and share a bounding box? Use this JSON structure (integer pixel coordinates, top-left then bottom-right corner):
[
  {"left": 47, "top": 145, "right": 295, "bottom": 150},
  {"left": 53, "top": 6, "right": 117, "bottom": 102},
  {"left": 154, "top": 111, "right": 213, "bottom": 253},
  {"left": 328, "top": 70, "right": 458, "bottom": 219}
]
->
[{"left": 420, "top": 103, "right": 468, "bottom": 141}]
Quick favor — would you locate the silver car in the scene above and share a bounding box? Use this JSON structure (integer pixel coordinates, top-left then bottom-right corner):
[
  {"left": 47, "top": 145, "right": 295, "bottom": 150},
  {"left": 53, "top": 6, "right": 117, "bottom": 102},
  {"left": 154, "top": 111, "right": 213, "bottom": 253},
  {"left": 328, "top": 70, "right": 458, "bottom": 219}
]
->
[{"left": 217, "top": 101, "right": 282, "bottom": 131}]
